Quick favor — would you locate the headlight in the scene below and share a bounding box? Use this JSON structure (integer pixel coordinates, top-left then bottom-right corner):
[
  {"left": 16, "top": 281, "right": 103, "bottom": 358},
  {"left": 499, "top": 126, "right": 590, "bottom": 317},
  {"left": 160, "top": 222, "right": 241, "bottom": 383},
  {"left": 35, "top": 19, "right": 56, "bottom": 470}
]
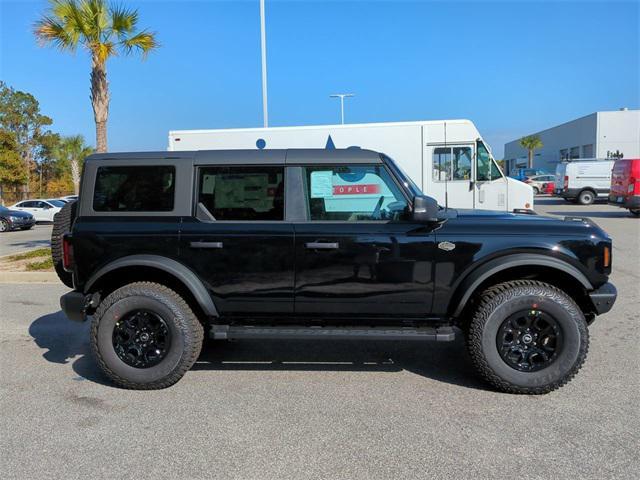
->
[{"left": 9, "top": 216, "right": 21, "bottom": 221}]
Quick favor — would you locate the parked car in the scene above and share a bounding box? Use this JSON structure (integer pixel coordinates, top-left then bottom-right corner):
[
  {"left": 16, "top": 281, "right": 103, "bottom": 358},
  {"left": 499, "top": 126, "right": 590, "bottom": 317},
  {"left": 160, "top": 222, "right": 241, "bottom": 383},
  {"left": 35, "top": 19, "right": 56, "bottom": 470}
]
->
[
  {"left": 10, "top": 199, "right": 63, "bottom": 222},
  {"left": 0, "top": 205, "right": 36, "bottom": 232},
  {"left": 524, "top": 174, "right": 556, "bottom": 195},
  {"left": 509, "top": 168, "right": 550, "bottom": 182},
  {"left": 554, "top": 159, "right": 615, "bottom": 205},
  {"left": 542, "top": 181, "right": 555, "bottom": 195},
  {"left": 59, "top": 195, "right": 78, "bottom": 203},
  {"left": 54, "top": 148, "right": 616, "bottom": 394},
  {"left": 608, "top": 158, "right": 640, "bottom": 216}
]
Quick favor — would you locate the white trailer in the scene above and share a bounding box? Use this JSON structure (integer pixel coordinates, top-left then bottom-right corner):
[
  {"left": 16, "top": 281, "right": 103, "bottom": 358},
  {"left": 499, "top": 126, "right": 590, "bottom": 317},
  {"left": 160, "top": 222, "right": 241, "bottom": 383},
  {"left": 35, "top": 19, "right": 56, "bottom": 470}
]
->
[{"left": 169, "top": 120, "right": 533, "bottom": 211}]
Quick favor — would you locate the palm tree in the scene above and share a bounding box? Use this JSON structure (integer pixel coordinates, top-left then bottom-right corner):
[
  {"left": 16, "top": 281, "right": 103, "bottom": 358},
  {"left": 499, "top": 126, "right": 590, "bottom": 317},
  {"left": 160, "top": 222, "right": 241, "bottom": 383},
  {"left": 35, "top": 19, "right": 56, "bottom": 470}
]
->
[
  {"left": 57, "top": 135, "right": 94, "bottom": 193},
  {"left": 34, "top": 0, "right": 158, "bottom": 153},
  {"left": 519, "top": 135, "right": 543, "bottom": 169}
]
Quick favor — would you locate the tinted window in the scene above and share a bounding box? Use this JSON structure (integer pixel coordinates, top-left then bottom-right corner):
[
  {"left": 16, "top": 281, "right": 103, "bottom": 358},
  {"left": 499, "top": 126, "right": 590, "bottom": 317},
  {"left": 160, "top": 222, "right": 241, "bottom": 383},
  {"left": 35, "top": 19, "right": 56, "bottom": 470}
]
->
[
  {"left": 93, "top": 166, "right": 175, "bottom": 212},
  {"left": 476, "top": 141, "right": 502, "bottom": 181},
  {"left": 304, "top": 165, "right": 407, "bottom": 221},
  {"left": 197, "top": 166, "right": 284, "bottom": 221}
]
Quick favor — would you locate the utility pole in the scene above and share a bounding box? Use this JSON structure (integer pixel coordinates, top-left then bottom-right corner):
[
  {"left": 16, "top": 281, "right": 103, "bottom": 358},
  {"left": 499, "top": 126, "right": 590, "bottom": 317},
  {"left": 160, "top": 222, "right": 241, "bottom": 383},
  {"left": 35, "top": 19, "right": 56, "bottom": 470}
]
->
[
  {"left": 330, "top": 93, "right": 354, "bottom": 124},
  {"left": 260, "top": 0, "right": 269, "bottom": 127}
]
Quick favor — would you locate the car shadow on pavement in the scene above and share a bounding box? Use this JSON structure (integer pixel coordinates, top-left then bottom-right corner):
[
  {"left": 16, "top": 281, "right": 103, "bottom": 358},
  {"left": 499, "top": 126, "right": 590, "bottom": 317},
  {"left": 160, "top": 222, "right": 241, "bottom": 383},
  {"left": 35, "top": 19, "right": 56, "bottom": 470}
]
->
[
  {"left": 29, "top": 312, "right": 486, "bottom": 391},
  {"left": 194, "top": 335, "right": 486, "bottom": 390},
  {"left": 28, "top": 310, "right": 113, "bottom": 387}
]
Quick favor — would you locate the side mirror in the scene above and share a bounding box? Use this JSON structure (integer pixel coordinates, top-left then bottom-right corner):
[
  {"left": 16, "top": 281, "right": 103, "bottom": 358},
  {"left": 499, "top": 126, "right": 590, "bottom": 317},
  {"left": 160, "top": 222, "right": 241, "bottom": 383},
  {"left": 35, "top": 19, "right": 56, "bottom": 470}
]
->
[{"left": 412, "top": 195, "right": 439, "bottom": 223}]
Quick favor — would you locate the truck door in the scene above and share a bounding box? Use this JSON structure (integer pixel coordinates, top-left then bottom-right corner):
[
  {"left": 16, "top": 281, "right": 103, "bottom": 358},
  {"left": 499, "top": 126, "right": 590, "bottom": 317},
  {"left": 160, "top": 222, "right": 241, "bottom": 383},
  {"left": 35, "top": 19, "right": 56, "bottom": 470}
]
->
[
  {"left": 475, "top": 140, "right": 508, "bottom": 211},
  {"left": 425, "top": 144, "right": 475, "bottom": 209}
]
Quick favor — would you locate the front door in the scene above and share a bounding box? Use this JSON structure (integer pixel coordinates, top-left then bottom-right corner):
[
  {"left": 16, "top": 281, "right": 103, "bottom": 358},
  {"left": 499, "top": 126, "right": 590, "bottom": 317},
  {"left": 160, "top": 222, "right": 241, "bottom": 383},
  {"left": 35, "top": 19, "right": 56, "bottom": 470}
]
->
[
  {"left": 475, "top": 140, "right": 508, "bottom": 211},
  {"left": 179, "top": 165, "right": 294, "bottom": 316},
  {"left": 294, "top": 164, "right": 437, "bottom": 318}
]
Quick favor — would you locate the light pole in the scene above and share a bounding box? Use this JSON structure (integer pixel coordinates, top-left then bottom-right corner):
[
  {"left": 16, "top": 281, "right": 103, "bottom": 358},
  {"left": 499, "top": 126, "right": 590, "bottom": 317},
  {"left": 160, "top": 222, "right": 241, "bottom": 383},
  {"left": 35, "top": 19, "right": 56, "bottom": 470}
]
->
[
  {"left": 330, "top": 93, "right": 354, "bottom": 124},
  {"left": 260, "top": 0, "right": 268, "bottom": 127}
]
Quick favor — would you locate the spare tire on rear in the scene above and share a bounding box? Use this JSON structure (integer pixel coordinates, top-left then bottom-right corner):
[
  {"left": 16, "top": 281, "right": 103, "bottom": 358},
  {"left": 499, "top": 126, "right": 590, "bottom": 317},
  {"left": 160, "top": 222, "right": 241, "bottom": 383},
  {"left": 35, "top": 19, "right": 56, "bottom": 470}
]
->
[{"left": 51, "top": 200, "right": 77, "bottom": 288}]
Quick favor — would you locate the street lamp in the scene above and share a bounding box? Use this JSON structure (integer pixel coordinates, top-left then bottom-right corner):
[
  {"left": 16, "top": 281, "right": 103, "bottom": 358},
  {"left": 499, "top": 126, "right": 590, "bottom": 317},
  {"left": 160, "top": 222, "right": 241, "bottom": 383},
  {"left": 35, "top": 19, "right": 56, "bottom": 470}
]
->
[
  {"left": 259, "top": 0, "right": 268, "bottom": 127},
  {"left": 330, "top": 93, "right": 354, "bottom": 124}
]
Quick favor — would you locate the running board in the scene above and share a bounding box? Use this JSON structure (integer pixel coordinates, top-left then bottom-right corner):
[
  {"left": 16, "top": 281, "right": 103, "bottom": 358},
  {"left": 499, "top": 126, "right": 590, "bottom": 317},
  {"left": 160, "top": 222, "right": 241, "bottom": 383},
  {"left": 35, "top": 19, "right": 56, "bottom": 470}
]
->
[{"left": 210, "top": 325, "right": 455, "bottom": 342}]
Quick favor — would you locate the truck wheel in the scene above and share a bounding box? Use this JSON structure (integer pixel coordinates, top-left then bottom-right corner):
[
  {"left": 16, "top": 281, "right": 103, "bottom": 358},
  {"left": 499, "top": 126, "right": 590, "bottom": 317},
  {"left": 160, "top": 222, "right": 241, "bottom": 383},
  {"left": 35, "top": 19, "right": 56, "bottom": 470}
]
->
[
  {"left": 577, "top": 190, "right": 595, "bottom": 205},
  {"left": 90, "top": 282, "right": 204, "bottom": 389},
  {"left": 466, "top": 280, "right": 588, "bottom": 394},
  {"left": 51, "top": 201, "right": 76, "bottom": 288}
]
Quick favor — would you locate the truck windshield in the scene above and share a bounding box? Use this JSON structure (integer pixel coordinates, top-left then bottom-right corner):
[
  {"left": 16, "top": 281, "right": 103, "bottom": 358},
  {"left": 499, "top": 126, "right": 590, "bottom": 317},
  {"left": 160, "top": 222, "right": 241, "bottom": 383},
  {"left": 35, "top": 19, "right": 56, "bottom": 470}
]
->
[
  {"left": 380, "top": 154, "right": 423, "bottom": 198},
  {"left": 476, "top": 141, "right": 503, "bottom": 181}
]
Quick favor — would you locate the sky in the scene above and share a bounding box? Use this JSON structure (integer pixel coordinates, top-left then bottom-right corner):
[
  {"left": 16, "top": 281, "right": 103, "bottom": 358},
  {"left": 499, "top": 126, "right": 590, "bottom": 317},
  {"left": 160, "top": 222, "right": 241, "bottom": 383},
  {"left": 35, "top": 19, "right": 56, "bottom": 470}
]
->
[{"left": 1, "top": 0, "right": 638, "bottom": 158}]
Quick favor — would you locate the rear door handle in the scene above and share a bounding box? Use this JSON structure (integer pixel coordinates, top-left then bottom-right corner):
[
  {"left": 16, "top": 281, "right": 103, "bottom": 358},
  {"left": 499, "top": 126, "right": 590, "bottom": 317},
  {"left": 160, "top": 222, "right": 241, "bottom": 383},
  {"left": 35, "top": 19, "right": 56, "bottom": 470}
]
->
[
  {"left": 190, "top": 241, "right": 223, "bottom": 249},
  {"left": 305, "top": 242, "right": 339, "bottom": 250}
]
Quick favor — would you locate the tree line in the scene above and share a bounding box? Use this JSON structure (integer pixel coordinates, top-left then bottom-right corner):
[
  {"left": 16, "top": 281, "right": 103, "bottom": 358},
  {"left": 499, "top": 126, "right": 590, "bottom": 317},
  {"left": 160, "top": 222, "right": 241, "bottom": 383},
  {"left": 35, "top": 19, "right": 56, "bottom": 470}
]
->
[{"left": 0, "top": 81, "right": 93, "bottom": 204}]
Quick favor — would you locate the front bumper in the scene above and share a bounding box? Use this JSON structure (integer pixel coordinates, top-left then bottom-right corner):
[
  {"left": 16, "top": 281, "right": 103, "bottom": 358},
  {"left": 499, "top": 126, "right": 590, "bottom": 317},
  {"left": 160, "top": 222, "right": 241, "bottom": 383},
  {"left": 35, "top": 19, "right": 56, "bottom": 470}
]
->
[
  {"left": 7, "top": 217, "right": 36, "bottom": 230},
  {"left": 588, "top": 282, "right": 617, "bottom": 315},
  {"left": 608, "top": 194, "right": 640, "bottom": 210}
]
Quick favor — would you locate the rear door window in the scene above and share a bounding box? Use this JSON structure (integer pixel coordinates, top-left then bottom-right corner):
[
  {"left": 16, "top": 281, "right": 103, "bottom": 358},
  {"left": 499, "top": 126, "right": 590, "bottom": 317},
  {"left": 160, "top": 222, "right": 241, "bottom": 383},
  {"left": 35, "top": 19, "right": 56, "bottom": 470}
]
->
[
  {"left": 197, "top": 166, "right": 284, "bottom": 221},
  {"left": 93, "top": 166, "right": 176, "bottom": 212}
]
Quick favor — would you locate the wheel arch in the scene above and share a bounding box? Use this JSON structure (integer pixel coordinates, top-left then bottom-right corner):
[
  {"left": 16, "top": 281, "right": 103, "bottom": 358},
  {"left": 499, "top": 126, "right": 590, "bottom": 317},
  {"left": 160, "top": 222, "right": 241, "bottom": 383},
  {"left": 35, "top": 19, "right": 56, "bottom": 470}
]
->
[
  {"left": 450, "top": 253, "right": 593, "bottom": 319},
  {"left": 84, "top": 255, "right": 218, "bottom": 319}
]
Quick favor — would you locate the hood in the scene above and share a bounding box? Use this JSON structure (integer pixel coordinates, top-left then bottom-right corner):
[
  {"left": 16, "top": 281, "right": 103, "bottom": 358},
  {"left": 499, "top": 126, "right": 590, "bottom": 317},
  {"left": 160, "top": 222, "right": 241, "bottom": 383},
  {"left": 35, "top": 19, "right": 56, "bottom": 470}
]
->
[
  {"left": 1, "top": 208, "right": 34, "bottom": 219},
  {"left": 447, "top": 208, "right": 609, "bottom": 238}
]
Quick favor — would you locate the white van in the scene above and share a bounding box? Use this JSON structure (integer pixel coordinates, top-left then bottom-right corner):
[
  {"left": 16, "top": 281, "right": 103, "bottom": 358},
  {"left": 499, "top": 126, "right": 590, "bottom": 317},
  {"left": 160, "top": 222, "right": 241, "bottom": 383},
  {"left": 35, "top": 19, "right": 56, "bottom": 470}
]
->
[
  {"left": 554, "top": 159, "right": 615, "bottom": 205},
  {"left": 168, "top": 120, "right": 533, "bottom": 212}
]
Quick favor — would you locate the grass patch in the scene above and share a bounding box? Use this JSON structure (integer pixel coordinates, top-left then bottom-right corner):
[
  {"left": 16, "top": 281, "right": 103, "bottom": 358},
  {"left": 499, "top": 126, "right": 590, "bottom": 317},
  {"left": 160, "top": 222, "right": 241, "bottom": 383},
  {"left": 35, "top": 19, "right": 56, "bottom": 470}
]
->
[
  {"left": 8, "top": 247, "right": 51, "bottom": 261},
  {"left": 25, "top": 257, "right": 54, "bottom": 271}
]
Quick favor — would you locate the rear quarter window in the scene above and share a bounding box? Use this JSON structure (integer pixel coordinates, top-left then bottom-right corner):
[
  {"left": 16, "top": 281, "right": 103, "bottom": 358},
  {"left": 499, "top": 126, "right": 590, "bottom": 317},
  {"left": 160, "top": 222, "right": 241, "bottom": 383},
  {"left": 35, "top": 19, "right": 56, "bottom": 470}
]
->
[{"left": 93, "top": 166, "right": 175, "bottom": 212}]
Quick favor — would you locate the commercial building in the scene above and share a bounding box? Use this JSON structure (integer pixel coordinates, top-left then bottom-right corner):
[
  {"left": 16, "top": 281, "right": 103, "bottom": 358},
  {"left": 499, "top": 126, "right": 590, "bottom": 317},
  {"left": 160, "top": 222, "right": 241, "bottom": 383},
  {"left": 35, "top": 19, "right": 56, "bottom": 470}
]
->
[{"left": 503, "top": 109, "right": 640, "bottom": 174}]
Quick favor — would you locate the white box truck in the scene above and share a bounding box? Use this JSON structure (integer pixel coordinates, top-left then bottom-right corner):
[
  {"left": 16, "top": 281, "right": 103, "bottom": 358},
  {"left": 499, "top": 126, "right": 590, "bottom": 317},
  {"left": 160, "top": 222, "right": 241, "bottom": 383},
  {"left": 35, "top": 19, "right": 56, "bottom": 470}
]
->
[
  {"left": 554, "top": 159, "right": 615, "bottom": 205},
  {"left": 168, "top": 120, "right": 533, "bottom": 211}
]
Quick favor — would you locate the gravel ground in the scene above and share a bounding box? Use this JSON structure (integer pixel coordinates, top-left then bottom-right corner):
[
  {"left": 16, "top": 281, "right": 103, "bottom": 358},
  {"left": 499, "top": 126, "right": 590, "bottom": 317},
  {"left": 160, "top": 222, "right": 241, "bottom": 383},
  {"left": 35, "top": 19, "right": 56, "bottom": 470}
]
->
[{"left": 0, "top": 198, "right": 638, "bottom": 479}]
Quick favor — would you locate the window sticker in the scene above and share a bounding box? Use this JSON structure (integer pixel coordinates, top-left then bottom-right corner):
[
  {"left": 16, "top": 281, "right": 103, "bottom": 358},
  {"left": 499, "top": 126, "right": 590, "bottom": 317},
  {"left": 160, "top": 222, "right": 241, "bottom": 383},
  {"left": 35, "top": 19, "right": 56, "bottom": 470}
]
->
[{"left": 310, "top": 171, "right": 333, "bottom": 198}]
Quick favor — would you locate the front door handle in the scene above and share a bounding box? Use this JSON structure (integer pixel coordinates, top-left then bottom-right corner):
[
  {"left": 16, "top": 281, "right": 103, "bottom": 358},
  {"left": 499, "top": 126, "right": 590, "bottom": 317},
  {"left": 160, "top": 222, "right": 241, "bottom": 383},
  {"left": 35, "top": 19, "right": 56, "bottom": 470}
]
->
[
  {"left": 305, "top": 242, "right": 339, "bottom": 250},
  {"left": 190, "top": 241, "right": 223, "bottom": 249}
]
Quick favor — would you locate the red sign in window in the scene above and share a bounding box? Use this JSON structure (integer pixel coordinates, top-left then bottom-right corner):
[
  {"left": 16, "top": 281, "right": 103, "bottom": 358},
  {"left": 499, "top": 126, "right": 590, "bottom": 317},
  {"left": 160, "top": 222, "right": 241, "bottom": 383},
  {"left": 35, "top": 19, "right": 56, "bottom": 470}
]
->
[{"left": 332, "top": 184, "right": 381, "bottom": 195}]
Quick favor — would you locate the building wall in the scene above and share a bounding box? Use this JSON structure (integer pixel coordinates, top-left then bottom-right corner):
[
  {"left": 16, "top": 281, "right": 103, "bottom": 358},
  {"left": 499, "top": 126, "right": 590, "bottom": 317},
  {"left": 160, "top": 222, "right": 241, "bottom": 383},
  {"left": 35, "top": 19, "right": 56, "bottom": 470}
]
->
[
  {"left": 504, "top": 113, "right": 597, "bottom": 173},
  {"left": 596, "top": 110, "right": 640, "bottom": 159}
]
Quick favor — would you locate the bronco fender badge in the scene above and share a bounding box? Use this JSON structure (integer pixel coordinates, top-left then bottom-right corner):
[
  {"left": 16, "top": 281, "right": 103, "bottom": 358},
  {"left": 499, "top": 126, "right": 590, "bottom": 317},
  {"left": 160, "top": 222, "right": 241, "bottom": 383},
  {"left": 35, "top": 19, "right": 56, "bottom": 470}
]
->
[{"left": 438, "top": 241, "right": 456, "bottom": 251}]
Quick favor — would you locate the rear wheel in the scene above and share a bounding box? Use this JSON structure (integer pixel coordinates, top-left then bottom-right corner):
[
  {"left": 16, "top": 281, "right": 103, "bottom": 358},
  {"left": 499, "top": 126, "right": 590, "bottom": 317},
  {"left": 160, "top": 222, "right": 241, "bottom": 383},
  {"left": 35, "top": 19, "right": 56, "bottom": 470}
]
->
[
  {"left": 51, "top": 201, "right": 76, "bottom": 287},
  {"left": 532, "top": 187, "right": 540, "bottom": 195},
  {"left": 578, "top": 190, "right": 595, "bottom": 205},
  {"left": 466, "top": 280, "right": 588, "bottom": 394},
  {"left": 91, "top": 282, "right": 204, "bottom": 389}
]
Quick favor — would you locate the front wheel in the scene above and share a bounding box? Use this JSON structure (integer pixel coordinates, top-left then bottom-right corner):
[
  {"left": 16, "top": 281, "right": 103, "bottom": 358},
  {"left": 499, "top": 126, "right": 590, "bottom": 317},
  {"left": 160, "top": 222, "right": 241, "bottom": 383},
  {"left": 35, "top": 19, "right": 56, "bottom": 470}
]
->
[
  {"left": 0, "top": 219, "right": 9, "bottom": 232},
  {"left": 629, "top": 208, "right": 640, "bottom": 217},
  {"left": 532, "top": 187, "right": 540, "bottom": 195},
  {"left": 91, "top": 282, "right": 204, "bottom": 389},
  {"left": 466, "top": 280, "right": 588, "bottom": 394}
]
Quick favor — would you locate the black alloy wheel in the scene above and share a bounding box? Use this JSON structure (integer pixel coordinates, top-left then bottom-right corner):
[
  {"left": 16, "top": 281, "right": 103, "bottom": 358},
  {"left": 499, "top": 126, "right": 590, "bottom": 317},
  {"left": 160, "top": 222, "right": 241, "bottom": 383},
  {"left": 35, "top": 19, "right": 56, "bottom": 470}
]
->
[
  {"left": 496, "top": 309, "right": 563, "bottom": 372},
  {"left": 112, "top": 309, "right": 172, "bottom": 369}
]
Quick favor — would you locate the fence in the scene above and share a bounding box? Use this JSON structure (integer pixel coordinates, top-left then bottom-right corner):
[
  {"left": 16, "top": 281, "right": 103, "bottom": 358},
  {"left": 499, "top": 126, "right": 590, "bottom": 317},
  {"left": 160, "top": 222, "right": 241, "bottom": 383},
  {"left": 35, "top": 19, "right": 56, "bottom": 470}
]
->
[{"left": 0, "top": 188, "right": 76, "bottom": 206}]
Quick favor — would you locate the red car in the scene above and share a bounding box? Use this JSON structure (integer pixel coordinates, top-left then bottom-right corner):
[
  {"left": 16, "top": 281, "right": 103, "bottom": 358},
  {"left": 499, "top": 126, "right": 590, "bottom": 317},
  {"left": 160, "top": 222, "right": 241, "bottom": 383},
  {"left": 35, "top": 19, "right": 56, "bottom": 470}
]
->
[{"left": 608, "top": 159, "right": 640, "bottom": 216}]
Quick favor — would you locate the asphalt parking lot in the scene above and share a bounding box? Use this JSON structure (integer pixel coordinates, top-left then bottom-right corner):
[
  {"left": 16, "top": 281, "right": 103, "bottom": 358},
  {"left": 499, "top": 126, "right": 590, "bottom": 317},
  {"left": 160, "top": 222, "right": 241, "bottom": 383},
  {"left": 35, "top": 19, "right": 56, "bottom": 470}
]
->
[
  {"left": 1, "top": 198, "right": 638, "bottom": 479},
  {"left": 0, "top": 224, "right": 52, "bottom": 257}
]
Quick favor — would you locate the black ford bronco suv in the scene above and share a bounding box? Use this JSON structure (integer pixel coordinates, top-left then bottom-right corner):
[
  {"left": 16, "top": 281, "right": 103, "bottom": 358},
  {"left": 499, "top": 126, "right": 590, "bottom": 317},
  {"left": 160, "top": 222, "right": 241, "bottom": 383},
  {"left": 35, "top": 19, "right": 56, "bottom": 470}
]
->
[{"left": 54, "top": 149, "right": 617, "bottom": 393}]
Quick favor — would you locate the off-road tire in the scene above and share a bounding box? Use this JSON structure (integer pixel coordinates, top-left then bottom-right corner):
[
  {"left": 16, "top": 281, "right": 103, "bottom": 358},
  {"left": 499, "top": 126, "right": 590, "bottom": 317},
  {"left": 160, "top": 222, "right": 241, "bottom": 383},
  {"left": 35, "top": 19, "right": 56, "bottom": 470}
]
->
[
  {"left": 578, "top": 190, "right": 595, "bottom": 205},
  {"left": 466, "top": 280, "right": 589, "bottom": 394},
  {"left": 51, "top": 201, "right": 76, "bottom": 287},
  {"left": 90, "top": 282, "right": 204, "bottom": 389}
]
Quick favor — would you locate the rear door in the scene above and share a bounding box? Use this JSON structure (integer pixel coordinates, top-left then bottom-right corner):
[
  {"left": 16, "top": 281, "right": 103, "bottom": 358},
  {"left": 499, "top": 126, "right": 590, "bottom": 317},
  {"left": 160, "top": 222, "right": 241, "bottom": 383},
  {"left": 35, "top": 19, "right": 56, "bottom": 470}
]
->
[
  {"left": 293, "top": 163, "right": 437, "bottom": 318},
  {"left": 179, "top": 164, "right": 294, "bottom": 316}
]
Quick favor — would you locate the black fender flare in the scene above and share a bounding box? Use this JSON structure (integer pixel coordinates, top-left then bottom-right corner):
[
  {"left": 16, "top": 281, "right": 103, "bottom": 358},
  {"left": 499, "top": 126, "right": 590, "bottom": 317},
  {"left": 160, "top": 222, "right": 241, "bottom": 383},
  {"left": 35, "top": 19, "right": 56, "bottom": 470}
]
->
[
  {"left": 84, "top": 254, "right": 218, "bottom": 317},
  {"left": 450, "top": 253, "right": 593, "bottom": 318}
]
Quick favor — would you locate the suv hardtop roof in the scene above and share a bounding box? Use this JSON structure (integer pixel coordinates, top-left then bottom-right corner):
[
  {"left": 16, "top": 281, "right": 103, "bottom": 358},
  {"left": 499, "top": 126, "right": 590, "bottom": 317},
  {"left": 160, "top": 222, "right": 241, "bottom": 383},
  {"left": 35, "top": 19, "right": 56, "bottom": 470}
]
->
[{"left": 84, "top": 148, "right": 384, "bottom": 165}]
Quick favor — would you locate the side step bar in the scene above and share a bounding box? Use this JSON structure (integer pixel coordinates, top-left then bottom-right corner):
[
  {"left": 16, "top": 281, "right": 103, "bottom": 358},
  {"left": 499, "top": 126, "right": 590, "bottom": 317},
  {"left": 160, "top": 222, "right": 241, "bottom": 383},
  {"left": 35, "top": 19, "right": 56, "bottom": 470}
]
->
[{"left": 210, "top": 325, "right": 455, "bottom": 342}]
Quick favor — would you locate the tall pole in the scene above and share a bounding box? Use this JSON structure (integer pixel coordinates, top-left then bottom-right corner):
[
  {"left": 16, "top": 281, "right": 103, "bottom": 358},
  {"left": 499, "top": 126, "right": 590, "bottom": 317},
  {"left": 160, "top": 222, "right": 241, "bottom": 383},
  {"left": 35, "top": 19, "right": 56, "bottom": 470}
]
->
[
  {"left": 330, "top": 93, "right": 354, "bottom": 124},
  {"left": 260, "top": 0, "right": 268, "bottom": 127}
]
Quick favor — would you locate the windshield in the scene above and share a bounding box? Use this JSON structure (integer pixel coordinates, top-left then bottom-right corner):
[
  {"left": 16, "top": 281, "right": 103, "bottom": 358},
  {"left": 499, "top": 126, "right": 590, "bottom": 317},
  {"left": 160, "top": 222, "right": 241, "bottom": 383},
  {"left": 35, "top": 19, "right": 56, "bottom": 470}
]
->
[
  {"left": 380, "top": 154, "right": 423, "bottom": 197},
  {"left": 46, "top": 199, "right": 65, "bottom": 207}
]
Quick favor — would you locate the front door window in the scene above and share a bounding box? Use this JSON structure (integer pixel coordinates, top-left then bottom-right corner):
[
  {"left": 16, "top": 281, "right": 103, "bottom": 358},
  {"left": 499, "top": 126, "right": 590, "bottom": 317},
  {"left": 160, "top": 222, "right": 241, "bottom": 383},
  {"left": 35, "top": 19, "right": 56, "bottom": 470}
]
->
[{"left": 476, "top": 141, "right": 502, "bottom": 181}]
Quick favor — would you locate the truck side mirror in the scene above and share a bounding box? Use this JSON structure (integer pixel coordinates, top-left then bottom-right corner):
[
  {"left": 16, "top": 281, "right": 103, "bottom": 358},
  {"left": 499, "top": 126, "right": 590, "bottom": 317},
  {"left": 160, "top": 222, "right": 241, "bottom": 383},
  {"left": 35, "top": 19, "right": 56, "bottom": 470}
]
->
[{"left": 412, "top": 195, "right": 439, "bottom": 223}]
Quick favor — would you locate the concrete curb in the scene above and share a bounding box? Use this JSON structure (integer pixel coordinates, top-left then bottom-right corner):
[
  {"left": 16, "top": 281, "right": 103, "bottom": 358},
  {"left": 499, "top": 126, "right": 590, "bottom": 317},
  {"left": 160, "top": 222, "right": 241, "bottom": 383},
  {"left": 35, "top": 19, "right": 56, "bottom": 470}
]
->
[{"left": 0, "top": 271, "right": 60, "bottom": 284}]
